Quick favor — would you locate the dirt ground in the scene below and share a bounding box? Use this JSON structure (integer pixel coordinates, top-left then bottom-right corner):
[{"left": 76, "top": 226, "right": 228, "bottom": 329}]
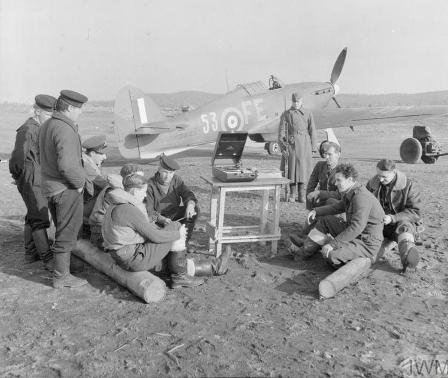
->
[{"left": 1, "top": 109, "right": 448, "bottom": 377}]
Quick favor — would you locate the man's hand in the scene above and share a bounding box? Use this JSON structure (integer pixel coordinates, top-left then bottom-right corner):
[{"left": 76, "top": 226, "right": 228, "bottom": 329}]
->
[
  {"left": 307, "top": 190, "right": 320, "bottom": 201},
  {"left": 76, "top": 187, "right": 83, "bottom": 193},
  {"left": 185, "top": 201, "right": 197, "bottom": 220},
  {"left": 161, "top": 216, "right": 172, "bottom": 225},
  {"left": 383, "top": 215, "right": 393, "bottom": 225},
  {"left": 307, "top": 210, "right": 317, "bottom": 225},
  {"left": 321, "top": 244, "right": 334, "bottom": 258}
]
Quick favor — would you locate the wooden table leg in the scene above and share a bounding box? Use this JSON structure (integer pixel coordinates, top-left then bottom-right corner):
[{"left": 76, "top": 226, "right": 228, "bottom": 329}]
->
[
  {"left": 270, "top": 184, "right": 281, "bottom": 255},
  {"left": 208, "top": 187, "right": 218, "bottom": 254},
  {"left": 259, "top": 189, "right": 269, "bottom": 247},
  {"left": 216, "top": 188, "right": 226, "bottom": 257}
]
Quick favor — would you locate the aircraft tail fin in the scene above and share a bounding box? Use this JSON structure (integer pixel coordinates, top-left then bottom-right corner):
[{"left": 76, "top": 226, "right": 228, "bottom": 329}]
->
[{"left": 113, "top": 86, "right": 163, "bottom": 159}]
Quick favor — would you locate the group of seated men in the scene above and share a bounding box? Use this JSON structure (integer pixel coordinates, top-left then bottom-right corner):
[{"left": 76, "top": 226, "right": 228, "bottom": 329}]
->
[
  {"left": 81, "top": 147, "right": 230, "bottom": 289},
  {"left": 289, "top": 141, "right": 422, "bottom": 273}
]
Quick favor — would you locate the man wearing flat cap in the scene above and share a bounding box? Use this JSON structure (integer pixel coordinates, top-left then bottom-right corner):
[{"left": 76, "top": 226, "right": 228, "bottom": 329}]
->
[
  {"left": 9, "top": 94, "right": 56, "bottom": 268},
  {"left": 279, "top": 91, "right": 317, "bottom": 203},
  {"left": 146, "top": 154, "right": 199, "bottom": 253},
  {"left": 39, "top": 89, "right": 89, "bottom": 289},
  {"left": 81, "top": 135, "right": 108, "bottom": 236}
]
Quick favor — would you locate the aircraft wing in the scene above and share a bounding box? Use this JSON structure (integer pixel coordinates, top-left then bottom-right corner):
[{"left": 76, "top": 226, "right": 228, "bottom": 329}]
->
[
  {"left": 133, "top": 121, "right": 187, "bottom": 135},
  {"left": 313, "top": 105, "right": 448, "bottom": 129}
]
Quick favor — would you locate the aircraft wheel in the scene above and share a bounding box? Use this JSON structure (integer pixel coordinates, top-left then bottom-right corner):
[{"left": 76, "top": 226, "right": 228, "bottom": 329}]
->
[
  {"left": 421, "top": 155, "right": 438, "bottom": 164},
  {"left": 266, "top": 142, "right": 280, "bottom": 155},
  {"left": 400, "top": 137, "right": 422, "bottom": 164}
]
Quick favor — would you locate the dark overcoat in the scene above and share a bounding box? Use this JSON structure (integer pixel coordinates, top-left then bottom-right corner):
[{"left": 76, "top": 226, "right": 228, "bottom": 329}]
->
[{"left": 279, "top": 107, "right": 317, "bottom": 183}]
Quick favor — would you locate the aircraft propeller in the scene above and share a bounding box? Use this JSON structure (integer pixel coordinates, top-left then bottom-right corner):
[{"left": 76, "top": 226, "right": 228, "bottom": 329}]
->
[{"left": 330, "top": 47, "right": 347, "bottom": 108}]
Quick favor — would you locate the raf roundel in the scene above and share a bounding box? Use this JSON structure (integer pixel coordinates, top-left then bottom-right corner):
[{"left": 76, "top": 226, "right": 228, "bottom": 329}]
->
[{"left": 221, "top": 107, "right": 244, "bottom": 132}]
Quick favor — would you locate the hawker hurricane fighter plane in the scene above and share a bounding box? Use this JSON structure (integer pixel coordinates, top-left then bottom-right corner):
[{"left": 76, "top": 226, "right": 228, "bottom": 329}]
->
[{"left": 113, "top": 47, "right": 448, "bottom": 164}]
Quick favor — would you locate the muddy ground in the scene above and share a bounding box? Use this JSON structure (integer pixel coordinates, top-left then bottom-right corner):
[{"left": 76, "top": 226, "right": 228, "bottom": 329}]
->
[{"left": 0, "top": 108, "right": 447, "bottom": 377}]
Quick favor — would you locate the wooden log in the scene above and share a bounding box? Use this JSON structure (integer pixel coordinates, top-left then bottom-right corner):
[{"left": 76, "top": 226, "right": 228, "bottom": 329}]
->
[
  {"left": 73, "top": 239, "right": 166, "bottom": 303},
  {"left": 318, "top": 257, "right": 371, "bottom": 299}
]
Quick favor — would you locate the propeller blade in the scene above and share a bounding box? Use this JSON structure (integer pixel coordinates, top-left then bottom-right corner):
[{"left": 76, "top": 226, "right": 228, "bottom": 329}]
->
[
  {"left": 330, "top": 47, "right": 347, "bottom": 84},
  {"left": 332, "top": 96, "right": 342, "bottom": 108}
]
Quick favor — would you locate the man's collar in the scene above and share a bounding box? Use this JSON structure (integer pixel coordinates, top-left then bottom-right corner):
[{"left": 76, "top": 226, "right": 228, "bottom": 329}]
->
[{"left": 52, "top": 111, "right": 78, "bottom": 131}]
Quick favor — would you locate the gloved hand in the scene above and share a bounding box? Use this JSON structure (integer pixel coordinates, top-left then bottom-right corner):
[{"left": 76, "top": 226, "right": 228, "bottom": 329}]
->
[
  {"left": 160, "top": 216, "right": 172, "bottom": 225},
  {"left": 383, "top": 215, "right": 393, "bottom": 225}
]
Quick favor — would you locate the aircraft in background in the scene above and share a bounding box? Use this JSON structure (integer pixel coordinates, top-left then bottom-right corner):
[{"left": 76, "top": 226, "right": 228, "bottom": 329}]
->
[{"left": 113, "top": 47, "right": 448, "bottom": 164}]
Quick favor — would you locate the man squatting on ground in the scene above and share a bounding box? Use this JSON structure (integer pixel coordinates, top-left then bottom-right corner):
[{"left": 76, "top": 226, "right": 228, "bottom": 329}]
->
[
  {"left": 39, "top": 90, "right": 89, "bottom": 289},
  {"left": 290, "top": 141, "right": 342, "bottom": 249},
  {"left": 366, "top": 159, "right": 421, "bottom": 272},
  {"left": 292, "top": 163, "right": 385, "bottom": 268},
  {"left": 279, "top": 91, "right": 317, "bottom": 203},
  {"left": 81, "top": 134, "right": 108, "bottom": 238},
  {"left": 145, "top": 155, "right": 199, "bottom": 253},
  {"left": 9, "top": 94, "right": 57, "bottom": 268},
  {"left": 102, "top": 173, "right": 230, "bottom": 289}
]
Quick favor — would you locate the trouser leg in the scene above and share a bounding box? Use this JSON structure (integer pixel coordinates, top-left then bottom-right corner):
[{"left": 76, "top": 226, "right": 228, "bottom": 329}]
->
[
  {"left": 297, "top": 182, "right": 306, "bottom": 203},
  {"left": 24, "top": 222, "right": 38, "bottom": 262},
  {"left": 394, "top": 221, "right": 420, "bottom": 272},
  {"left": 32, "top": 228, "right": 52, "bottom": 263},
  {"left": 48, "top": 189, "right": 86, "bottom": 289},
  {"left": 288, "top": 183, "right": 297, "bottom": 202}
]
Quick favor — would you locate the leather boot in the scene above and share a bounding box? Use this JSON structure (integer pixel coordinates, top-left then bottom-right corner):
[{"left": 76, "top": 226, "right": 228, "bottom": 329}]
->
[
  {"left": 288, "top": 184, "right": 297, "bottom": 202},
  {"left": 32, "top": 228, "right": 53, "bottom": 266},
  {"left": 167, "top": 250, "right": 204, "bottom": 289},
  {"left": 398, "top": 240, "right": 420, "bottom": 272},
  {"left": 290, "top": 234, "right": 305, "bottom": 247},
  {"left": 52, "top": 252, "right": 88, "bottom": 289},
  {"left": 187, "top": 247, "right": 232, "bottom": 276},
  {"left": 297, "top": 183, "right": 306, "bottom": 203},
  {"left": 24, "top": 224, "right": 39, "bottom": 263},
  {"left": 290, "top": 237, "right": 321, "bottom": 260}
]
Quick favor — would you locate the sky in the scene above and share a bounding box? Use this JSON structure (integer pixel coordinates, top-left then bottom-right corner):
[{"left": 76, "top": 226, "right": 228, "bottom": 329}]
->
[{"left": 1, "top": 0, "right": 448, "bottom": 103}]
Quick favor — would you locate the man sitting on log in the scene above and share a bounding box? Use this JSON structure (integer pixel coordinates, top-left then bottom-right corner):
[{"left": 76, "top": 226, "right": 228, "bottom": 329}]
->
[
  {"left": 366, "top": 159, "right": 422, "bottom": 272},
  {"left": 102, "top": 173, "right": 230, "bottom": 289},
  {"left": 88, "top": 163, "right": 144, "bottom": 248},
  {"left": 146, "top": 154, "right": 199, "bottom": 253},
  {"left": 291, "top": 163, "right": 385, "bottom": 268}
]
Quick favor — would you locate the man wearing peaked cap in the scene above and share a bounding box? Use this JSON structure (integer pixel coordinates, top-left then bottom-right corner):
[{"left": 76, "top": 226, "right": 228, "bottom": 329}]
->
[
  {"left": 81, "top": 135, "right": 108, "bottom": 238},
  {"left": 279, "top": 90, "right": 317, "bottom": 203},
  {"left": 146, "top": 154, "right": 199, "bottom": 254},
  {"left": 60, "top": 89, "right": 88, "bottom": 108},
  {"left": 9, "top": 94, "right": 57, "bottom": 267},
  {"left": 38, "top": 89, "right": 89, "bottom": 289}
]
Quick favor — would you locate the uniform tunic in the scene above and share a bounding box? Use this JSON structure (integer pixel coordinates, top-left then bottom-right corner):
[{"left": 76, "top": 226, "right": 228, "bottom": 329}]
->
[
  {"left": 366, "top": 170, "right": 422, "bottom": 241},
  {"left": 279, "top": 107, "right": 317, "bottom": 183},
  {"left": 306, "top": 160, "right": 340, "bottom": 210},
  {"left": 9, "top": 117, "right": 50, "bottom": 231},
  {"left": 38, "top": 112, "right": 85, "bottom": 255},
  {"left": 314, "top": 183, "right": 385, "bottom": 266}
]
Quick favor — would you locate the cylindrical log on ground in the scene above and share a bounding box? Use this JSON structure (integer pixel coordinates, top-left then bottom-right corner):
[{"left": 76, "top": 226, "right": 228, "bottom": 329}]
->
[
  {"left": 319, "top": 257, "right": 371, "bottom": 299},
  {"left": 73, "top": 239, "right": 166, "bottom": 303}
]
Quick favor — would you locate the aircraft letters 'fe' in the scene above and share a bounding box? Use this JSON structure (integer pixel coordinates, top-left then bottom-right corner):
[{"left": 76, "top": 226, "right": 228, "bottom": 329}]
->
[{"left": 113, "top": 48, "right": 448, "bottom": 164}]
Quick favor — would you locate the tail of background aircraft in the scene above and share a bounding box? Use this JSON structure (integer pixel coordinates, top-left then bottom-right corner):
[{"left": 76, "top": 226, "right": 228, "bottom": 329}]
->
[{"left": 113, "top": 86, "right": 163, "bottom": 159}]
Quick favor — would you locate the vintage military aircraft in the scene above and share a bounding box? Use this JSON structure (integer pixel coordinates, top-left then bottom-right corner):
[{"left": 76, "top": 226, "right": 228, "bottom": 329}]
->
[{"left": 113, "top": 47, "right": 448, "bottom": 164}]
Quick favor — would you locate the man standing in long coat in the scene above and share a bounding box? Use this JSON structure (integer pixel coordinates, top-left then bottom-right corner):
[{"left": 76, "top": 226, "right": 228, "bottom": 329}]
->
[{"left": 279, "top": 91, "right": 317, "bottom": 202}]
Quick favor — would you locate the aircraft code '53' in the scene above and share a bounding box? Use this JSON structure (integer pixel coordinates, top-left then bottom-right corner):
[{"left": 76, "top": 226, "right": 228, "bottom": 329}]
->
[{"left": 201, "top": 99, "right": 266, "bottom": 133}]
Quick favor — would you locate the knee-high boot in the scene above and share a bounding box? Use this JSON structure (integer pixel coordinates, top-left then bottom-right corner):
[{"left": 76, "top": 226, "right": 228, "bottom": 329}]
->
[
  {"left": 24, "top": 224, "right": 38, "bottom": 263},
  {"left": 297, "top": 183, "right": 306, "bottom": 203},
  {"left": 167, "top": 250, "right": 204, "bottom": 289},
  {"left": 52, "top": 252, "right": 87, "bottom": 289},
  {"left": 397, "top": 233, "right": 420, "bottom": 272},
  {"left": 186, "top": 247, "right": 232, "bottom": 277}
]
